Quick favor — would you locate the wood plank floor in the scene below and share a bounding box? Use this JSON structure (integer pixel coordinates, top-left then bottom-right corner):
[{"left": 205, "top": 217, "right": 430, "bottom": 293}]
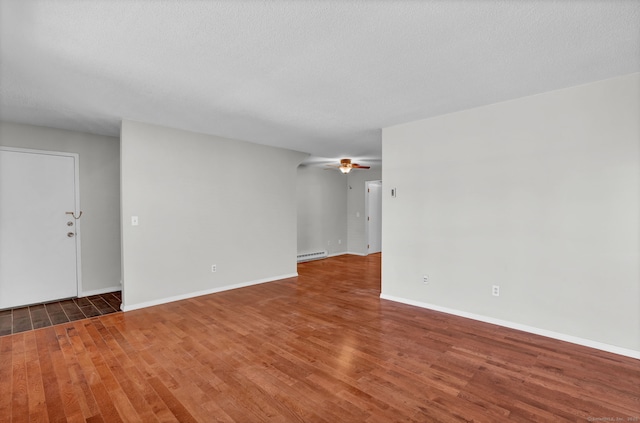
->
[{"left": 1, "top": 253, "right": 638, "bottom": 422}]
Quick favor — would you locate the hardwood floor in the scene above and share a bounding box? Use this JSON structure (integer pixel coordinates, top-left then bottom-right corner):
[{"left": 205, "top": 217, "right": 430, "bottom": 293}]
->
[{"left": 1, "top": 253, "right": 638, "bottom": 422}]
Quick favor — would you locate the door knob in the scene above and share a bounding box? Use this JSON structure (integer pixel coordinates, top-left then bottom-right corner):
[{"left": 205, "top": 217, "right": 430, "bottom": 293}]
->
[
  {"left": 65, "top": 211, "right": 83, "bottom": 219},
  {"left": 67, "top": 232, "right": 75, "bottom": 237}
]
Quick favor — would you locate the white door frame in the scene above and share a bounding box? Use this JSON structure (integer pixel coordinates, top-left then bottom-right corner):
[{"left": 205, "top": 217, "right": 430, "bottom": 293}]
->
[
  {"left": 365, "top": 180, "right": 382, "bottom": 255},
  {"left": 0, "top": 146, "right": 83, "bottom": 298}
]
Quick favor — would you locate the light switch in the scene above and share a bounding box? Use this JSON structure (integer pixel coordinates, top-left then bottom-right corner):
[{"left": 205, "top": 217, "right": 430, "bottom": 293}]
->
[{"left": 131, "top": 216, "right": 139, "bottom": 226}]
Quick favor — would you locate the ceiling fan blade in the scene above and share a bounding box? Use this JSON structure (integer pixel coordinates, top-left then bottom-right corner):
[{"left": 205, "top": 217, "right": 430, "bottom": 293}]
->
[{"left": 352, "top": 164, "right": 370, "bottom": 169}]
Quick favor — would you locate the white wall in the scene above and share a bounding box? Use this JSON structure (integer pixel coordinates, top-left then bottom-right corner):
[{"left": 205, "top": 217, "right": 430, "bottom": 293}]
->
[
  {"left": 121, "top": 120, "right": 307, "bottom": 310},
  {"left": 381, "top": 73, "right": 640, "bottom": 355},
  {"left": 0, "top": 121, "right": 121, "bottom": 295},
  {"left": 347, "top": 166, "right": 382, "bottom": 255},
  {"left": 296, "top": 166, "right": 348, "bottom": 256}
]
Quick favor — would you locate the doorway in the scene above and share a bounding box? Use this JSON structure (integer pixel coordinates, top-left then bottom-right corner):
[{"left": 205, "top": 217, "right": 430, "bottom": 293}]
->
[
  {"left": 0, "top": 147, "right": 82, "bottom": 309},
  {"left": 365, "top": 180, "right": 382, "bottom": 254}
]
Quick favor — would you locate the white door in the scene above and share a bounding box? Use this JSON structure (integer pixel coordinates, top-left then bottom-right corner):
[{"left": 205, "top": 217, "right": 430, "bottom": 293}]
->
[
  {"left": 0, "top": 148, "right": 80, "bottom": 309},
  {"left": 367, "top": 181, "right": 382, "bottom": 254}
]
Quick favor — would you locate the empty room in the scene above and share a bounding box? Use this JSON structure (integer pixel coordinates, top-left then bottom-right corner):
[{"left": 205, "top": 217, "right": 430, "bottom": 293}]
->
[{"left": 0, "top": 1, "right": 639, "bottom": 422}]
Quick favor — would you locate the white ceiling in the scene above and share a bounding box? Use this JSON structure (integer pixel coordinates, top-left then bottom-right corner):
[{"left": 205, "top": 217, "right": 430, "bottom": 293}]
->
[{"left": 1, "top": 1, "right": 639, "bottom": 165}]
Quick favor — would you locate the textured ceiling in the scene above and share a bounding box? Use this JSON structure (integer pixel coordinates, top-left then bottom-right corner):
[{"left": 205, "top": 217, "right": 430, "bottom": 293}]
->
[{"left": 1, "top": 1, "right": 639, "bottom": 164}]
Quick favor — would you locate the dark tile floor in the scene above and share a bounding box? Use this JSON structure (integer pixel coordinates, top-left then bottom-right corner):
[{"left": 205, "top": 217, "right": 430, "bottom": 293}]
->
[{"left": 0, "top": 291, "right": 121, "bottom": 337}]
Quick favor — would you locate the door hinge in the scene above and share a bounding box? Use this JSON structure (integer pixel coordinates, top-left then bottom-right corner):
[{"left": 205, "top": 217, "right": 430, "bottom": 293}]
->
[{"left": 367, "top": 216, "right": 370, "bottom": 221}]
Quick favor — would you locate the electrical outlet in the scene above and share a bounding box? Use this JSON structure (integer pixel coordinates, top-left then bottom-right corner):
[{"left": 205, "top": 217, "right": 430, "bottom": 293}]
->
[
  {"left": 211, "top": 264, "right": 217, "bottom": 273},
  {"left": 492, "top": 285, "right": 500, "bottom": 296},
  {"left": 338, "top": 239, "right": 342, "bottom": 245},
  {"left": 423, "top": 275, "right": 429, "bottom": 285}
]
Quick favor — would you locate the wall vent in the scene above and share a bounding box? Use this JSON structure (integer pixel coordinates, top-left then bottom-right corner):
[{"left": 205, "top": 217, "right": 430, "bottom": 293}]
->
[{"left": 296, "top": 251, "right": 328, "bottom": 263}]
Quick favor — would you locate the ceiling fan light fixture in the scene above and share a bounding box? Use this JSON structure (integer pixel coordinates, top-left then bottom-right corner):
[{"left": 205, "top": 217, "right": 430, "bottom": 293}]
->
[
  {"left": 339, "top": 158, "right": 353, "bottom": 174},
  {"left": 325, "top": 158, "right": 368, "bottom": 173}
]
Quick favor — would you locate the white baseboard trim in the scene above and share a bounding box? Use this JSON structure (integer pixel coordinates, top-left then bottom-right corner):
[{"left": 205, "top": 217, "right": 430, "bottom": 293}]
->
[
  {"left": 380, "top": 293, "right": 640, "bottom": 360},
  {"left": 80, "top": 286, "right": 121, "bottom": 297},
  {"left": 344, "top": 251, "right": 367, "bottom": 256},
  {"left": 122, "top": 273, "right": 298, "bottom": 312}
]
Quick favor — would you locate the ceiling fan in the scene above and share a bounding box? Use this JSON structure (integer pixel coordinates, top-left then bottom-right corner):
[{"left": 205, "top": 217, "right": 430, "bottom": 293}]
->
[{"left": 325, "top": 158, "right": 370, "bottom": 174}]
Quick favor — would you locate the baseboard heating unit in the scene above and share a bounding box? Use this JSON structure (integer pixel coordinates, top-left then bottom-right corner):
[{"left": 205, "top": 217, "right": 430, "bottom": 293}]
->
[{"left": 296, "top": 251, "right": 328, "bottom": 263}]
